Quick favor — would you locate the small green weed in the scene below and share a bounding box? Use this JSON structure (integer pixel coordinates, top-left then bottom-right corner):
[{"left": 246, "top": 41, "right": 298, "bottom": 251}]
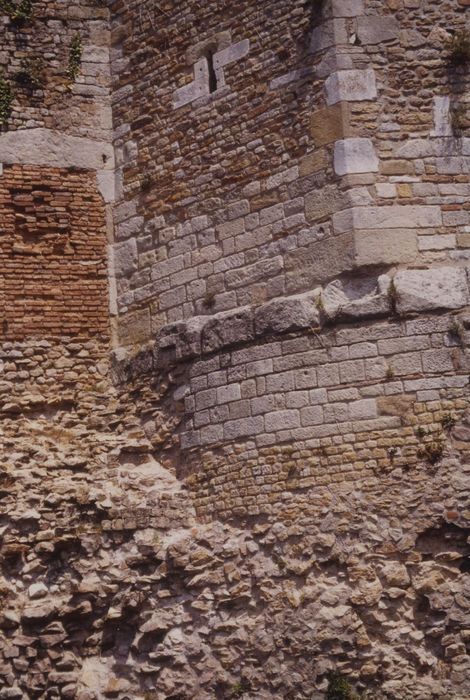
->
[
  {"left": 67, "top": 33, "right": 83, "bottom": 82},
  {"left": 203, "top": 291, "right": 216, "bottom": 309},
  {"left": 441, "top": 413, "right": 456, "bottom": 432},
  {"left": 415, "top": 425, "right": 426, "bottom": 440},
  {"left": 387, "top": 278, "right": 398, "bottom": 313},
  {"left": 326, "top": 671, "right": 361, "bottom": 700},
  {"left": 449, "top": 318, "right": 466, "bottom": 348},
  {"left": 0, "top": 0, "right": 33, "bottom": 23},
  {"left": 418, "top": 439, "right": 445, "bottom": 465}
]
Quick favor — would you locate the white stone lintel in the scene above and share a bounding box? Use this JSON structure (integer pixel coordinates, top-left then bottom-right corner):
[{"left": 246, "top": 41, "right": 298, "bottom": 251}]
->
[{"left": 0, "top": 128, "right": 114, "bottom": 171}]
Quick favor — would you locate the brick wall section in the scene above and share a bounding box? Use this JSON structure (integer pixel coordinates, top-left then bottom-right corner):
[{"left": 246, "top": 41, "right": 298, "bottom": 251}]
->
[{"left": 0, "top": 164, "right": 108, "bottom": 339}]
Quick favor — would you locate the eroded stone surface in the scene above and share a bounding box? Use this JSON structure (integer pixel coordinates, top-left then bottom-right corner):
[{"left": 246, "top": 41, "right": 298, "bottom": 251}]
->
[{"left": 394, "top": 267, "right": 469, "bottom": 314}]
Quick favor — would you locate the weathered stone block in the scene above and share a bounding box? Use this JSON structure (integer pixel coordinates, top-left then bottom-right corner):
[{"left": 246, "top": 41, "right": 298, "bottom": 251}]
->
[
  {"left": 305, "top": 185, "right": 345, "bottom": 223},
  {"left": 117, "top": 308, "right": 151, "bottom": 347},
  {"left": 356, "top": 15, "right": 399, "bottom": 44},
  {"left": 285, "top": 234, "right": 355, "bottom": 293},
  {"left": 325, "top": 69, "right": 377, "bottom": 105},
  {"left": 349, "top": 399, "right": 377, "bottom": 420},
  {"left": 331, "top": 0, "right": 364, "bottom": 17},
  {"left": 223, "top": 416, "right": 264, "bottom": 440},
  {"left": 299, "top": 150, "right": 329, "bottom": 176},
  {"left": 354, "top": 229, "right": 417, "bottom": 266},
  {"left": 333, "top": 206, "right": 442, "bottom": 233},
  {"left": 113, "top": 239, "right": 138, "bottom": 277},
  {"left": 394, "top": 268, "right": 469, "bottom": 314},
  {"left": 322, "top": 275, "right": 392, "bottom": 322},
  {"left": 255, "top": 293, "right": 320, "bottom": 336},
  {"left": 310, "top": 103, "right": 350, "bottom": 146},
  {"left": 202, "top": 307, "right": 254, "bottom": 353},
  {"left": 334, "top": 138, "right": 379, "bottom": 176},
  {"left": 265, "top": 409, "right": 300, "bottom": 431}
]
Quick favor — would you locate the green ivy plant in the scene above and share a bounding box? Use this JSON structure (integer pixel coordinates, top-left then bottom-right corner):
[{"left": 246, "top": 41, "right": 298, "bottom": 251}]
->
[
  {"left": 0, "top": 72, "right": 13, "bottom": 127},
  {"left": 0, "top": 0, "right": 33, "bottom": 23},
  {"left": 67, "top": 33, "right": 83, "bottom": 83}
]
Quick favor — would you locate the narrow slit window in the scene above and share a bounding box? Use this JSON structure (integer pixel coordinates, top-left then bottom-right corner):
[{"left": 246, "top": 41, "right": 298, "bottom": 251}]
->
[{"left": 206, "top": 50, "right": 218, "bottom": 93}]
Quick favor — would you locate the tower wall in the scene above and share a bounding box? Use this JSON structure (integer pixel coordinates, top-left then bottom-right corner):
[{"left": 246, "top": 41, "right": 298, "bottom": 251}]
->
[{"left": 110, "top": 0, "right": 470, "bottom": 519}]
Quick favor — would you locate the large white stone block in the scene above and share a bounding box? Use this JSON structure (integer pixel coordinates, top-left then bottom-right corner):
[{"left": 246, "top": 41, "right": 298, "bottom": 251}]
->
[
  {"left": 0, "top": 128, "right": 114, "bottom": 170},
  {"left": 333, "top": 205, "right": 442, "bottom": 233},
  {"left": 431, "top": 95, "right": 452, "bottom": 137},
  {"left": 213, "top": 39, "right": 249, "bottom": 68},
  {"left": 325, "top": 69, "right": 377, "bottom": 105},
  {"left": 394, "top": 267, "right": 469, "bottom": 314},
  {"left": 334, "top": 138, "right": 379, "bottom": 175}
]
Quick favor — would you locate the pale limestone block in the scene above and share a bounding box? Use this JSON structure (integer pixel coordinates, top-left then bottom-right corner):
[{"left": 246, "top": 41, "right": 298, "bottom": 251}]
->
[
  {"left": 334, "top": 138, "right": 379, "bottom": 175},
  {"left": 115, "top": 216, "right": 144, "bottom": 242},
  {"left": 224, "top": 416, "right": 264, "bottom": 440},
  {"left": 356, "top": 15, "right": 399, "bottom": 44},
  {"left": 375, "top": 183, "right": 397, "bottom": 198},
  {"left": 333, "top": 205, "right": 442, "bottom": 233},
  {"left": 254, "top": 293, "right": 320, "bottom": 336},
  {"left": 395, "top": 139, "right": 434, "bottom": 158},
  {"left": 349, "top": 399, "right": 377, "bottom": 420},
  {"left": 213, "top": 39, "right": 249, "bottom": 68},
  {"left": 300, "top": 406, "right": 324, "bottom": 426},
  {"left": 436, "top": 156, "right": 469, "bottom": 174},
  {"left": 354, "top": 229, "right": 417, "bottom": 265},
  {"left": 418, "top": 234, "right": 456, "bottom": 251},
  {"left": 331, "top": 0, "right": 364, "bottom": 16},
  {"left": 265, "top": 410, "right": 300, "bottom": 432},
  {"left": 322, "top": 275, "right": 391, "bottom": 321},
  {"left": 96, "top": 170, "right": 115, "bottom": 203},
  {"left": 325, "top": 69, "right": 377, "bottom": 105},
  {"left": 266, "top": 166, "right": 299, "bottom": 190},
  {"left": 431, "top": 95, "right": 452, "bottom": 137},
  {"left": 0, "top": 128, "right": 114, "bottom": 170},
  {"left": 394, "top": 267, "right": 469, "bottom": 314},
  {"left": 216, "top": 384, "right": 241, "bottom": 404},
  {"left": 173, "top": 58, "right": 209, "bottom": 108}
]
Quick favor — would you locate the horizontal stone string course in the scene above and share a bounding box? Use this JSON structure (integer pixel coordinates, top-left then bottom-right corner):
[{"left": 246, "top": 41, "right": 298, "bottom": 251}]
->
[{"left": 146, "top": 266, "right": 470, "bottom": 364}]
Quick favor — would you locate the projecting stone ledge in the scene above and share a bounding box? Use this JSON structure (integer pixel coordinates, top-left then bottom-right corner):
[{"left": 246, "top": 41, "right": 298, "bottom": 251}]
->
[
  {"left": 394, "top": 267, "right": 469, "bottom": 315},
  {"left": 112, "top": 266, "right": 470, "bottom": 381}
]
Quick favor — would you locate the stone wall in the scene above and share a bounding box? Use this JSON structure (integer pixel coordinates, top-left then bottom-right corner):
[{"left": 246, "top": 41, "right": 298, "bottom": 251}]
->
[
  {"left": 110, "top": 0, "right": 469, "bottom": 345},
  {"left": 116, "top": 270, "right": 469, "bottom": 522},
  {"left": 0, "top": 0, "right": 111, "bottom": 141},
  {"left": 1, "top": 0, "right": 470, "bottom": 698}
]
